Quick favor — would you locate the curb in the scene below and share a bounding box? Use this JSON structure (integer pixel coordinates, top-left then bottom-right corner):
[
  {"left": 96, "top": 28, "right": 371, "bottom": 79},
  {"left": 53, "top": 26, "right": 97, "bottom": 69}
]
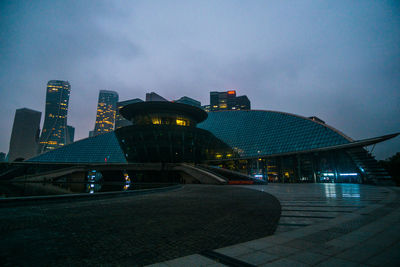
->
[{"left": 0, "top": 184, "right": 183, "bottom": 206}]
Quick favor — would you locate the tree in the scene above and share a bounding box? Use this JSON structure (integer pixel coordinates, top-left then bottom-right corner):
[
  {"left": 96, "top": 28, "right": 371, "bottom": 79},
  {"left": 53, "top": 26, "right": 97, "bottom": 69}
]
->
[{"left": 379, "top": 152, "right": 400, "bottom": 186}]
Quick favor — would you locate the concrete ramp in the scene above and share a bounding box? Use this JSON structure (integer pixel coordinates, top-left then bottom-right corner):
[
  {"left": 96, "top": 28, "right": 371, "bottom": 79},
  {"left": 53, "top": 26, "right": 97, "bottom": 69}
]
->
[
  {"left": 12, "top": 166, "right": 87, "bottom": 182},
  {"left": 172, "top": 163, "right": 227, "bottom": 184}
]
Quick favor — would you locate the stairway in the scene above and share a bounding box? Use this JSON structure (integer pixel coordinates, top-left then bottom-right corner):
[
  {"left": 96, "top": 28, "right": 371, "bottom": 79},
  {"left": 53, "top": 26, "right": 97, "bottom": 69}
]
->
[{"left": 347, "top": 148, "right": 393, "bottom": 185}]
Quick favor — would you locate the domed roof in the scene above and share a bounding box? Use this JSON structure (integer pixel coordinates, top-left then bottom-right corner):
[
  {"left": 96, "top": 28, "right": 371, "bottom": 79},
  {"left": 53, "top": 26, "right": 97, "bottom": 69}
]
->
[{"left": 198, "top": 110, "right": 351, "bottom": 158}]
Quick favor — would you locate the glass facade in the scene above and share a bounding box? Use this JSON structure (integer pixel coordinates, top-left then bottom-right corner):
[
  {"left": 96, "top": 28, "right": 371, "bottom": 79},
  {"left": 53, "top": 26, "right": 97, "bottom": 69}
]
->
[
  {"left": 116, "top": 101, "right": 232, "bottom": 163},
  {"left": 93, "top": 90, "right": 119, "bottom": 136},
  {"left": 115, "top": 125, "right": 232, "bottom": 163},
  {"left": 29, "top": 132, "right": 126, "bottom": 163},
  {"left": 28, "top": 108, "right": 388, "bottom": 183},
  {"left": 214, "top": 150, "right": 363, "bottom": 184},
  {"left": 39, "top": 80, "right": 71, "bottom": 153},
  {"left": 130, "top": 113, "right": 196, "bottom": 127},
  {"left": 198, "top": 110, "right": 350, "bottom": 158}
]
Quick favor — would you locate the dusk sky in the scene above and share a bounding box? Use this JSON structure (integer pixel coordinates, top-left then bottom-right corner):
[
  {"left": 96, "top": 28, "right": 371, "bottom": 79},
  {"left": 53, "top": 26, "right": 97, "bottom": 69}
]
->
[{"left": 0, "top": 0, "right": 399, "bottom": 159}]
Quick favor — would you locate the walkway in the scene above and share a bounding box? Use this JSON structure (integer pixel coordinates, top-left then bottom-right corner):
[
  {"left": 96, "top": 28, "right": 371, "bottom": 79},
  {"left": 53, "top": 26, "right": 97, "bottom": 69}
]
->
[
  {"left": 0, "top": 185, "right": 280, "bottom": 266},
  {"left": 153, "top": 184, "right": 400, "bottom": 266}
]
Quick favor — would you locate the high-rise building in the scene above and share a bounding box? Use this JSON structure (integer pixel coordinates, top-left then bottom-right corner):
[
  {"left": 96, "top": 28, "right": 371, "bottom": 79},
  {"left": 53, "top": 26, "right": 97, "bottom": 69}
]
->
[
  {"left": 0, "top": 152, "right": 5, "bottom": 162},
  {"left": 39, "top": 80, "right": 71, "bottom": 153},
  {"left": 115, "top": 98, "right": 143, "bottom": 129},
  {"left": 175, "top": 96, "right": 201, "bottom": 107},
  {"left": 233, "top": 95, "right": 251, "bottom": 110},
  {"left": 93, "top": 90, "right": 119, "bottom": 136},
  {"left": 209, "top": 90, "right": 250, "bottom": 111},
  {"left": 146, "top": 92, "right": 168, "bottom": 102},
  {"left": 9, "top": 108, "right": 41, "bottom": 161},
  {"left": 66, "top": 125, "right": 75, "bottom": 144}
]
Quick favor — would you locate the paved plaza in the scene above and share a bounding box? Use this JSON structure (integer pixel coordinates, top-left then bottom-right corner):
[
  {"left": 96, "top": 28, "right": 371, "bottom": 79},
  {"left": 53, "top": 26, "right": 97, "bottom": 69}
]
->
[
  {"left": 1, "top": 183, "right": 399, "bottom": 266},
  {"left": 155, "top": 184, "right": 400, "bottom": 266},
  {"left": 0, "top": 185, "right": 280, "bottom": 266}
]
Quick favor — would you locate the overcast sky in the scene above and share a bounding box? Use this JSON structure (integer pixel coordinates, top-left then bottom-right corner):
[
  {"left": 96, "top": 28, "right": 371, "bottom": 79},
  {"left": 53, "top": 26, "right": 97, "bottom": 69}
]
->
[{"left": 1, "top": 0, "right": 399, "bottom": 159}]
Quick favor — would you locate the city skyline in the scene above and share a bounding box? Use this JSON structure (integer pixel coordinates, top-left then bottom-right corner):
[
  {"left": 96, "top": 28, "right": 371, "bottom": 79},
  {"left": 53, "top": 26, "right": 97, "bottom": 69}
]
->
[
  {"left": 93, "top": 90, "right": 119, "bottom": 136},
  {"left": 1, "top": 1, "right": 399, "bottom": 159},
  {"left": 38, "top": 80, "right": 71, "bottom": 153}
]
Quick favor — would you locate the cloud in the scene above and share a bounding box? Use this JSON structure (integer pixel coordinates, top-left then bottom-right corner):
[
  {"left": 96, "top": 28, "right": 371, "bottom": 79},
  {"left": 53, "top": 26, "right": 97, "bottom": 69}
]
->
[{"left": 0, "top": 0, "right": 399, "bottom": 159}]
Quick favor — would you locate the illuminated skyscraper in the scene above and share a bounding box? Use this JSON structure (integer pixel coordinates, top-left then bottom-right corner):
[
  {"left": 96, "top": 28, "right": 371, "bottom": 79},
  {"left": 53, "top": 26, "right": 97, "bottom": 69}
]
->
[
  {"left": 39, "top": 80, "right": 71, "bottom": 153},
  {"left": 93, "top": 90, "right": 119, "bottom": 136},
  {"left": 210, "top": 90, "right": 250, "bottom": 111},
  {"left": 9, "top": 108, "right": 41, "bottom": 161}
]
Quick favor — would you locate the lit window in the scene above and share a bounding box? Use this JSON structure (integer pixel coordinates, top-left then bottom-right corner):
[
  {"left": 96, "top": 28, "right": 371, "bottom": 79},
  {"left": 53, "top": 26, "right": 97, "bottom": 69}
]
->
[
  {"left": 176, "top": 119, "right": 186, "bottom": 126},
  {"left": 219, "top": 104, "right": 227, "bottom": 109},
  {"left": 152, "top": 118, "right": 161, "bottom": 124}
]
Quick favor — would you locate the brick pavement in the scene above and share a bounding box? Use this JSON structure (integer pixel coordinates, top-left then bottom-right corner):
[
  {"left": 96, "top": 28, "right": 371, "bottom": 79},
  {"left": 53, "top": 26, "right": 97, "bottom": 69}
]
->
[
  {"left": 0, "top": 185, "right": 281, "bottom": 266},
  {"left": 155, "top": 184, "right": 400, "bottom": 266}
]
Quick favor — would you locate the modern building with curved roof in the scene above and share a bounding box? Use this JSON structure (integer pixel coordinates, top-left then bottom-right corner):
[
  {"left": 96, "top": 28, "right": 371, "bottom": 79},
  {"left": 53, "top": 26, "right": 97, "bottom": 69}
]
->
[
  {"left": 198, "top": 110, "right": 352, "bottom": 158},
  {"left": 27, "top": 104, "right": 399, "bottom": 184}
]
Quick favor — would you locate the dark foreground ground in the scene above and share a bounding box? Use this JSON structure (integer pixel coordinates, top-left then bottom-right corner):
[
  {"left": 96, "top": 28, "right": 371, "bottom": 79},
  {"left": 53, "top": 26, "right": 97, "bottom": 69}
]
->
[{"left": 0, "top": 185, "right": 280, "bottom": 266}]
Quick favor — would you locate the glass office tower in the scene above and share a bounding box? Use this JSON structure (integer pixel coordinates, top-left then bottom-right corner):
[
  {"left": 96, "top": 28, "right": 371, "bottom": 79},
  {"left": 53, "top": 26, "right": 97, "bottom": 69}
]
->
[
  {"left": 93, "top": 90, "right": 119, "bottom": 136},
  {"left": 9, "top": 108, "right": 41, "bottom": 161},
  {"left": 39, "top": 80, "right": 71, "bottom": 153}
]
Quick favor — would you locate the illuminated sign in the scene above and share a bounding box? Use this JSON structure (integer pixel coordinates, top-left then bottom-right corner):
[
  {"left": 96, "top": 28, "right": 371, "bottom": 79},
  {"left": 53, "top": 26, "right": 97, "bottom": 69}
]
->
[{"left": 227, "top": 90, "right": 236, "bottom": 95}]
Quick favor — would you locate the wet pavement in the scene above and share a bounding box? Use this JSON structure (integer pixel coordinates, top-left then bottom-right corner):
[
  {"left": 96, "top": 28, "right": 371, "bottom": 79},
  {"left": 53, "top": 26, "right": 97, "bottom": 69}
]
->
[
  {"left": 155, "top": 184, "right": 400, "bottom": 266},
  {"left": 0, "top": 185, "right": 280, "bottom": 266},
  {"left": 0, "top": 181, "right": 170, "bottom": 198}
]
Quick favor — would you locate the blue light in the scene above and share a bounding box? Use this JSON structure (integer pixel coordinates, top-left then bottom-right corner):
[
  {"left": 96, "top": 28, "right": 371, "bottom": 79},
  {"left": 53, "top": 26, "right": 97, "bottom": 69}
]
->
[{"left": 339, "top": 173, "right": 358, "bottom": 176}]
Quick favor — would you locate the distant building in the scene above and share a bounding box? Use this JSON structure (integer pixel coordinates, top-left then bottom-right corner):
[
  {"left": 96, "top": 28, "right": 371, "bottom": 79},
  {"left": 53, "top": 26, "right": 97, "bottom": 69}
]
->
[
  {"left": 210, "top": 90, "right": 250, "bottom": 111},
  {"left": 175, "top": 96, "right": 201, "bottom": 107},
  {"left": 202, "top": 105, "right": 211, "bottom": 112},
  {"left": 66, "top": 125, "right": 75, "bottom": 144},
  {"left": 93, "top": 90, "right": 119, "bottom": 136},
  {"left": 115, "top": 98, "right": 144, "bottom": 129},
  {"left": 146, "top": 92, "right": 168, "bottom": 102},
  {"left": 233, "top": 95, "right": 251, "bottom": 110},
  {"left": 39, "top": 80, "right": 71, "bottom": 153},
  {"left": 28, "top": 103, "right": 399, "bottom": 185},
  {"left": 0, "top": 152, "right": 6, "bottom": 162},
  {"left": 9, "top": 108, "right": 41, "bottom": 161},
  {"left": 308, "top": 116, "right": 325, "bottom": 124}
]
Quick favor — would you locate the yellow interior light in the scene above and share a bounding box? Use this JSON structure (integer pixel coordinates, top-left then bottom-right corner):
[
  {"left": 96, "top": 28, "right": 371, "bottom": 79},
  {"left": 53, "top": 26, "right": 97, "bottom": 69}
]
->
[
  {"left": 176, "top": 119, "right": 186, "bottom": 126},
  {"left": 152, "top": 118, "right": 161, "bottom": 124}
]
